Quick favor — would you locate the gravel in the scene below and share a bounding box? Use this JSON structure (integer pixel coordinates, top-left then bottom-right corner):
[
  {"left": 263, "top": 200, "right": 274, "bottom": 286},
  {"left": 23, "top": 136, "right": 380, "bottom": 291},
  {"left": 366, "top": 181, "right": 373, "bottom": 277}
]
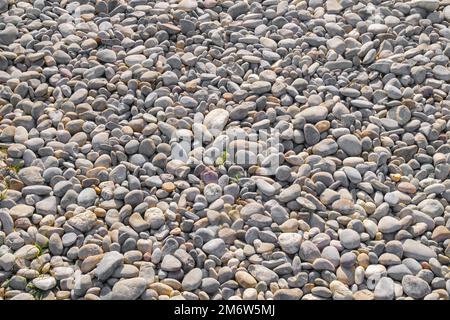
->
[{"left": 0, "top": 0, "right": 449, "bottom": 301}]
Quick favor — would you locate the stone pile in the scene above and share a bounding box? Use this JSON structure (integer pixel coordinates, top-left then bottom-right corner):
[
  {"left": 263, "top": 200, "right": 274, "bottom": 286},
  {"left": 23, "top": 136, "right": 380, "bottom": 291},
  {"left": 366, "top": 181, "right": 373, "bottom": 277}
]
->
[{"left": 0, "top": 0, "right": 449, "bottom": 300}]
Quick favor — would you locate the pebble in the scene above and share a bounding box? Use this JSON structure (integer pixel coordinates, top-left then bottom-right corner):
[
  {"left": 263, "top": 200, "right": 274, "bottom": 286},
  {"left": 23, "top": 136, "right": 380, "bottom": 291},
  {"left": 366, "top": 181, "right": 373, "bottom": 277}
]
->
[
  {"left": 235, "top": 271, "right": 257, "bottom": 288},
  {"left": 402, "top": 239, "right": 437, "bottom": 261},
  {"left": 161, "top": 255, "right": 181, "bottom": 272},
  {"left": 278, "top": 233, "right": 301, "bottom": 254},
  {"left": 339, "top": 229, "right": 361, "bottom": 250},
  {"left": 378, "top": 216, "right": 402, "bottom": 234},
  {"left": 182, "top": 268, "right": 203, "bottom": 291},
  {"left": 32, "top": 276, "right": 57, "bottom": 291},
  {"left": 203, "top": 239, "right": 226, "bottom": 257},
  {"left": 402, "top": 275, "right": 431, "bottom": 299},
  {"left": 337, "top": 135, "right": 362, "bottom": 156},
  {"left": 374, "top": 277, "right": 395, "bottom": 300},
  {"left": 111, "top": 278, "right": 147, "bottom": 300},
  {"left": 0, "top": 0, "right": 447, "bottom": 302},
  {"left": 95, "top": 252, "right": 124, "bottom": 281}
]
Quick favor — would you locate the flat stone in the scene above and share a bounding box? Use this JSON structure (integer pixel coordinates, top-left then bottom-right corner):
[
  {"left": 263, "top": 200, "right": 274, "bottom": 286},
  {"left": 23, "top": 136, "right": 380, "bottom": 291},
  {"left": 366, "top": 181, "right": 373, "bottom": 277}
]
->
[
  {"left": 182, "top": 268, "right": 203, "bottom": 291},
  {"left": 402, "top": 275, "right": 431, "bottom": 299},
  {"left": 312, "top": 138, "right": 338, "bottom": 156},
  {"left": 32, "top": 276, "right": 57, "bottom": 291},
  {"left": 374, "top": 277, "right": 395, "bottom": 300},
  {"left": 298, "top": 106, "right": 328, "bottom": 123},
  {"left": 161, "top": 254, "right": 182, "bottom": 272},
  {"left": 9, "top": 204, "right": 34, "bottom": 219},
  {"left": 203, "top": 239, "right": 226, "bottom": 257},
  {"left": 378, "top": 216, "right": 402, "bottom": 234},
  {"left": 418, "top": 199, "right": 444, "bottom": 218},
  {"left": 249, "top": 264, "right": 278, "bottom": 284},
  {"left": 18, "top": 166, "right": 44, "bottom": 186},
  {"left": 339, "top": 229, "right": 360, "bottom": 250},
  {"left": 278, "top": 233, "right": 301, "bottom": 254},
  {"left": 111, "top": 277, "right": 147, "bottom": 300},
  {"left": 203, "top": 109, "right": 229, "bottom": 136},
  {"left": 95, "top": 251, "right": 124, "bottom": 281},
  {"left": 68, "top": 210, "right": 97, "bottom": 233},
  {"left": 411, "top": 0, "right": 439, "bottom": 11}
]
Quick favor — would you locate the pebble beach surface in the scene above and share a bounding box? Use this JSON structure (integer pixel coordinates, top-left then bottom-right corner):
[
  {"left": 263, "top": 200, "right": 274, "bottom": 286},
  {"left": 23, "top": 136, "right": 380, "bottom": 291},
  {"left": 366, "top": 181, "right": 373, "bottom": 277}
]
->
[{"left": 0, "top": 0, "right": 450, "bottom": 300}]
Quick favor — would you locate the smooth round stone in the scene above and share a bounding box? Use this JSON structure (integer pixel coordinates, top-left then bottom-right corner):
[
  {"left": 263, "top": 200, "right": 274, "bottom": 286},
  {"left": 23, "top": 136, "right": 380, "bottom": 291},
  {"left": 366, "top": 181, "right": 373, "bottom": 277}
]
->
[
  {"left": 250, "top": 81, "right": 272, "bottom": 94},
  {"left": 444, "top": 5, "right": 450, "bottom": 21},
  {"left": 278, "top": 233, "right": 301, "bottom": 254},
  {"left": 299, "top": 241, "right": 321, "bottom": 263},
  {"left": 77, "top": 188, "right": 97, "bottom": 207},
  {"left": 417, "top": 199, "right": 444, "bottom": 218},
  {"left": 161, "top": 255, "right": 181, "bottom": 272},
  {"left": 402, "top": 239, "right": 437, "bottom": 261},
  {"left": 255, "top": 179, "right": 276, "bottom": 196},
  {"left": 339, "top": 229, "right": 360, "bottom": 249},
  {"left": 32, "top": 276, "right": 57, "bottom": 291},
  {"left": 62, "top": 233, "right": 77, "bottom": 247},
  {"left": 1, "top": 0, "right": 449, "bottom": 303},
  {"left": 411, "top": 0, "right": 439, "bottom": 12},
  {"left": 378, "top": 216, "right": 402, "bottom": 234},
  {"left": 97, "top": 49, "right": 116, "bottom": 63},
  {"left": 397, "top": 182, "right": 416, "bottom": 193},
  {"left": 178, "top": 0, "right": 198, "bottom": 11},
  {"left": 248, "top": 264, "right": 278, "bottom": 284},
  {"left": 235, "top": 271, "right": 257, "bottom": 288},
  {"left": 203, "top": 183, "right": 222, "bottom": 203},
  {"left": 374, "top": 277, "right": 395, "bottom": 300},
  {"left": 387, "top": 105, "right": 411, "bottom": 126},
  {"left": 111, "top": 278, "right": 147, "bottom": 300},
  {"left": 273, "top": 288, "right": 303, "bottom": 300},
  {"left": 297, "top": 106, "right": 328, "bottom": 123},
  {"left": 387, "top": 264, "right": 413, "bottom": 281},
  {"left": 431, "top": 226, "right": 450, "bottom": 242},
  {"left": 304, "top": 124, "right": 320, "bottom": 145},
  {"left": 9, "top": 204, "right": 34, "bottom": 219},
  {"left": 203, "top": 239, "right": 226, "bottom": 257},
  {"left": 125, "top": 54, "right": 146, "bottom": 66},
  {"left": 203, "top": 109, "right": 229, "bottom": 135},
  {"left": 312, "top": 138, "right": 338, "bottom": 156},
  {"left": 182, "top": 268, "right": 203, "bottom": 291},
  {"left": 332, "top": 198, "right": 355, "bottom": 215},
  {"left": 337, "top": 134, "right": 362, "bottom": 156},
  {"left": 402, "top": 275, "right": 431, "bottom": 299},
  {"left": 321, "top": 246, "right": 340, "bottom": 267}
]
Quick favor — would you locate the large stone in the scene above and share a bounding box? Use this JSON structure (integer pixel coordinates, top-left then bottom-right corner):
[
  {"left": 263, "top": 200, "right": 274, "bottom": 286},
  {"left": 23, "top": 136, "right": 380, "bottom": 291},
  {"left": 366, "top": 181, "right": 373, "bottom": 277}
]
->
[
  {"left": 337, "top": 134, "right": 362, "bottom": 156},
  {"left": 9, "top": 204, "right": 34, "bottom": 219},
  {"left": 297, "top": 106, "right": 328, "bottom": 123},
  {"left": 411, "top": 0, "right": 439, "bottom": 11},
  {"left": 68, "top": 210, "right": 97, "bottom": 232},
  {"left": 402, "top": 275, "right": 431, "bottom": 299},
  {"left": 418, "top": 199, "right": 444, "bottom": 218},
  {"left": 203, "top": 109, "right": 229, "bottom": 136},
  {"left": 202, "top": 239, "right": 226, "bottom": 257},
  {"left": 339, "top": 229, "right": 360, "bottom": 249},
  {"left": 402, "top": 239, "right": 436, "bottom": 261},
  {"left": 182, "top": 268, "right": 203, "bottom": 291},
  {"left": 18, "top": 166, "right": 44, "bottom": 186},
  {"left": 278, "top": 233, "right": 302, "bottom": 254},
  {"left": 111, "top": 277, "right": 147, "bottom": 300},
  {"left": 95, "top": 251, "right": 124, "bottom": 281},
  {"left": 160, "top": 255, "right": 182, "bottom": 272},
  {"left": 378, "top": 216, "right": 402, "bottom": 234}
]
